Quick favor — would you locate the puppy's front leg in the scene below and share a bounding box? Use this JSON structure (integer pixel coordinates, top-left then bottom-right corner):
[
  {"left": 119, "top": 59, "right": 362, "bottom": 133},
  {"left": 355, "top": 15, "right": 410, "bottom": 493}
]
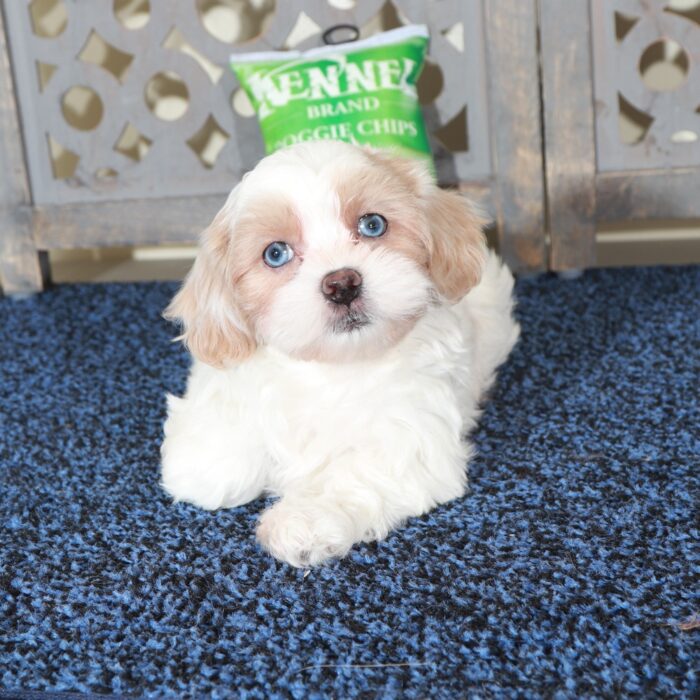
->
[
  {"left": 257, "top": 441, "right": 468, "bottom": 567},
  {"left": 160, "top": 393, "right": 268, "bottom": 511}
]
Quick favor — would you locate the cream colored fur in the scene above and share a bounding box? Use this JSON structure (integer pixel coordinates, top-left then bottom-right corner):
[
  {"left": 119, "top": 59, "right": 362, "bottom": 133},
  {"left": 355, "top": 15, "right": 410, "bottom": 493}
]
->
[{"left": 161, "top": 142, "right": 519, "bottom": 567}]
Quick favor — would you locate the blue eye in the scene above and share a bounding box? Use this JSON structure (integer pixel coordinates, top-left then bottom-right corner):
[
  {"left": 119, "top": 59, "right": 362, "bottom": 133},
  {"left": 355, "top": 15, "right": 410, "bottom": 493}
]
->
[
  {"left": 263, "top": 241, "right": 294, "bottom": 268},
  {"left": 358, "top": 213, "right": 387, "bottom": 238}
]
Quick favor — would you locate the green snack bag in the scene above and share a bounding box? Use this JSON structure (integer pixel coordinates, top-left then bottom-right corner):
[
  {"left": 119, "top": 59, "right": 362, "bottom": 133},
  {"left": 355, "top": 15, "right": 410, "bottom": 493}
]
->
[{"left": 230, "top": 25, "right": 433, "bottom": 168}]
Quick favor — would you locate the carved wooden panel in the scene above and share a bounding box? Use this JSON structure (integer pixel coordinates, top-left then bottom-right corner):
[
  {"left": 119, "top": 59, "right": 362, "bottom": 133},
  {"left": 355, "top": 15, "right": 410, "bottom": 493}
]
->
[
  {"left": 591, "top": 0, "right": 700, "bottom": 172},
  {"left": 4, "top": 0, "right": 492, "bottom": 205}
]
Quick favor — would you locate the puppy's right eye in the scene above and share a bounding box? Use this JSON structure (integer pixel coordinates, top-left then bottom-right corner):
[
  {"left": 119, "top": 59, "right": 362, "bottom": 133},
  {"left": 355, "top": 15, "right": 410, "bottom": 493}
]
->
[
  {"left": 358, "top": 213, "right": 387, "bottom": 238},
  {"left": 263, "top": 242, "right": 294, "bottom": 268}
]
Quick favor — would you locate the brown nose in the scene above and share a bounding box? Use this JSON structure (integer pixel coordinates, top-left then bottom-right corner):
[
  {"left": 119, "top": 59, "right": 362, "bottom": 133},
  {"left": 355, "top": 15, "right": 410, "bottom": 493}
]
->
[{"left": 321, "top": 268, "right": 362, "bottom": 306}]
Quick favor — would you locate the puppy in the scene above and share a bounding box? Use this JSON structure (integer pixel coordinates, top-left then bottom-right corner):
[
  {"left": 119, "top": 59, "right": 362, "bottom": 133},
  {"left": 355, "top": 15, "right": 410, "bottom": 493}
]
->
[{"left": 161, "top": 141, "right": 519, "bottom": 567}]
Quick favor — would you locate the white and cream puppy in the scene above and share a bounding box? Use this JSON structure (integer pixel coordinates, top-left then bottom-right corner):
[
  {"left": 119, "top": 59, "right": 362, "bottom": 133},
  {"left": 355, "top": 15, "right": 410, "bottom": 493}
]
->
[{"left": 161, "top": 140, "right": 519, "bottom": 567}]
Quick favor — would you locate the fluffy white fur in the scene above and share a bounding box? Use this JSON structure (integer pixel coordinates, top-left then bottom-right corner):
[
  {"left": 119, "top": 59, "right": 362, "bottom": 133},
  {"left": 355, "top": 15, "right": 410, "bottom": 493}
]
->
[{"left": 161, "top": 141, "right": 519, "bottom": 567}]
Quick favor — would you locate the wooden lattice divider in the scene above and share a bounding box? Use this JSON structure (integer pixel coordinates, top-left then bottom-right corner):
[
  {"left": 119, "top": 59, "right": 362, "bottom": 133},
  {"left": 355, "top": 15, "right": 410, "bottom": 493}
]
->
[
  {"left": 540, "top": 0, "right": 700, "bottom": 270},
  {"left": 1, "top": 0, "right": 546, "bottom": 293}
]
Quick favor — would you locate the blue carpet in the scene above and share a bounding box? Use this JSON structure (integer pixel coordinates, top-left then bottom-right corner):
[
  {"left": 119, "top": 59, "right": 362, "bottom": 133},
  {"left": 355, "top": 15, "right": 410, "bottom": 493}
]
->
[{"left": 0, "top": 265, "right": 698, "bottom": 698}]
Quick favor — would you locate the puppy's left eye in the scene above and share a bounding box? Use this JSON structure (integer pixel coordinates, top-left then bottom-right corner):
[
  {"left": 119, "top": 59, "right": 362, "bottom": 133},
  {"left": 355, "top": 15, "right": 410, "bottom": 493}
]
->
[
  {"left": 358, "top": 213, "right": 387, "bottom": 238},
  {"left": 263, "top": 241, "right": 294, "bottom": 268}
]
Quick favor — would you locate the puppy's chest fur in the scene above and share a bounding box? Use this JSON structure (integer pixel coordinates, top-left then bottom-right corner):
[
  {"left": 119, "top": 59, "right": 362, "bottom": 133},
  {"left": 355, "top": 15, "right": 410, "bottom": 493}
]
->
[{"left": 187, "top": 302, "right": 473, "bottom": 483}]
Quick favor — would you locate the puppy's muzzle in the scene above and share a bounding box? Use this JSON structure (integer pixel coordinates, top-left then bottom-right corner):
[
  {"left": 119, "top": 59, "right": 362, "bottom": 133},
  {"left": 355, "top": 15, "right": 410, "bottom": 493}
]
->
[{"left": 322, "top": 268, "right": 362, "bottom": 306}]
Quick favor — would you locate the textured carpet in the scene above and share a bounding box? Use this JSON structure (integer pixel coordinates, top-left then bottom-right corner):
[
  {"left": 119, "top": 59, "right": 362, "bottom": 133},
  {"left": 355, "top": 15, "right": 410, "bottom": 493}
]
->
[{"left": 0, "top": 265, "right": 698, "bottom": 698}]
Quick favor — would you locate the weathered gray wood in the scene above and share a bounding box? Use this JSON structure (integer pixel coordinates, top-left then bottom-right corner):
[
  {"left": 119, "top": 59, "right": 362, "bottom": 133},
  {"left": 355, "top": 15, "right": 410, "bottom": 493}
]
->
[
  {"left": 32, "top": 195, "right": 224, "bottom": 248},
  {"left": 3, "top": 0, "right": 250, "bottom": 205},
  {"left": 596, "top": 169, "right": 700, "bottom": 222},
  {"left": 0, "top": 3, "right": 43, "bottom": 294},
  {"left": 539, "top": 0, "right": 597, "bottom": 271},
  {"left": 392, "top": 0, "right": 492, "bottom": 184},
  {"left": 589, "top": 0, "right": 700, "bottom": 232},
  {"left": 591, "top": 0, "right": 700, "bottom": 172},
  {"left": 484, "top": 0, "right": 546, "bottom": 273},
  {"left": 3, "top": 0, "right": 494, "bottom": 204}
]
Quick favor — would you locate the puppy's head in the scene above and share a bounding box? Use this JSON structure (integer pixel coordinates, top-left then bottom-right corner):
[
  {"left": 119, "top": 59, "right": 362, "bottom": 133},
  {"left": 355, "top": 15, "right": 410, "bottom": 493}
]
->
[{"left": 166, "top": 141, "right": 487, "bottom": 366}]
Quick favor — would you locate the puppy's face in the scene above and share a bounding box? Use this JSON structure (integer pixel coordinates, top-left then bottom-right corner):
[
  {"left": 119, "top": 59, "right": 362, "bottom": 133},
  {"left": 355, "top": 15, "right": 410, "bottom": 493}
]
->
[{"left": 167, "top": 142, "right": 486, "bottom": 365}]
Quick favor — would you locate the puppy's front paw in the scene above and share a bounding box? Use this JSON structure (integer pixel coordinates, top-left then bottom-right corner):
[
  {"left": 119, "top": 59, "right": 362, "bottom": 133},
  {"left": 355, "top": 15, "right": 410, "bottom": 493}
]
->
[{"left": 256, "top": 500, "right": 355, "bottom": 567}]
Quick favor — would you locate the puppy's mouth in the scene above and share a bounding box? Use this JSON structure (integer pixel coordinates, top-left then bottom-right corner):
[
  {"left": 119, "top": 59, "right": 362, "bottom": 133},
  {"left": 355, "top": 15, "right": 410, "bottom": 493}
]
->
[{"left": 329, "top": 304, "right": 371, "bottom": 333}]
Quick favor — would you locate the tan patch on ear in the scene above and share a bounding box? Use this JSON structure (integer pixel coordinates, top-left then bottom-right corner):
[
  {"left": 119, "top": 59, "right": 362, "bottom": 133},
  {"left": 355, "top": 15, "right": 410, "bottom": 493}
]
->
[
  {"left": 164, "top": 208, "right": 256, "bottom": 367},
  {"left": 425, "top": 188, "right": 487, "bottom": 301},
  {"left": 229, "top": 197, "right": 303, "bottom": 321},
  {"left": 335, "top": 148, "right": 485, "bottom": 300},
  {"left": 335, "top": 149, "right": 432, "bottom": 269}
]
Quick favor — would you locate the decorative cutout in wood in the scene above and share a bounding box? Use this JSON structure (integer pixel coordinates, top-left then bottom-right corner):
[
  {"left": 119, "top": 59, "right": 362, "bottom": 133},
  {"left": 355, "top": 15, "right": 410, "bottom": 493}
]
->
[
  {"left": 5, "top": 0, "right": 491, "bottom": 204},
  {"left": 592, "top": 0, "right": 700, "bottom": 172}
]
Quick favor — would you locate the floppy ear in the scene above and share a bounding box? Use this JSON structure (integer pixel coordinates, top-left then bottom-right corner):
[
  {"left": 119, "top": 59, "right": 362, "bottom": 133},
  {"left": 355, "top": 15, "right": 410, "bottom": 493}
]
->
[
  {"left": 364, "top": 147, "right": 487, "bottom": 301},
  {"left": 164, "top": 207, "right": 256, "bottom": 367},
  {"left": 425, "top": 187, "right": 488, "bottom": 302}
]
